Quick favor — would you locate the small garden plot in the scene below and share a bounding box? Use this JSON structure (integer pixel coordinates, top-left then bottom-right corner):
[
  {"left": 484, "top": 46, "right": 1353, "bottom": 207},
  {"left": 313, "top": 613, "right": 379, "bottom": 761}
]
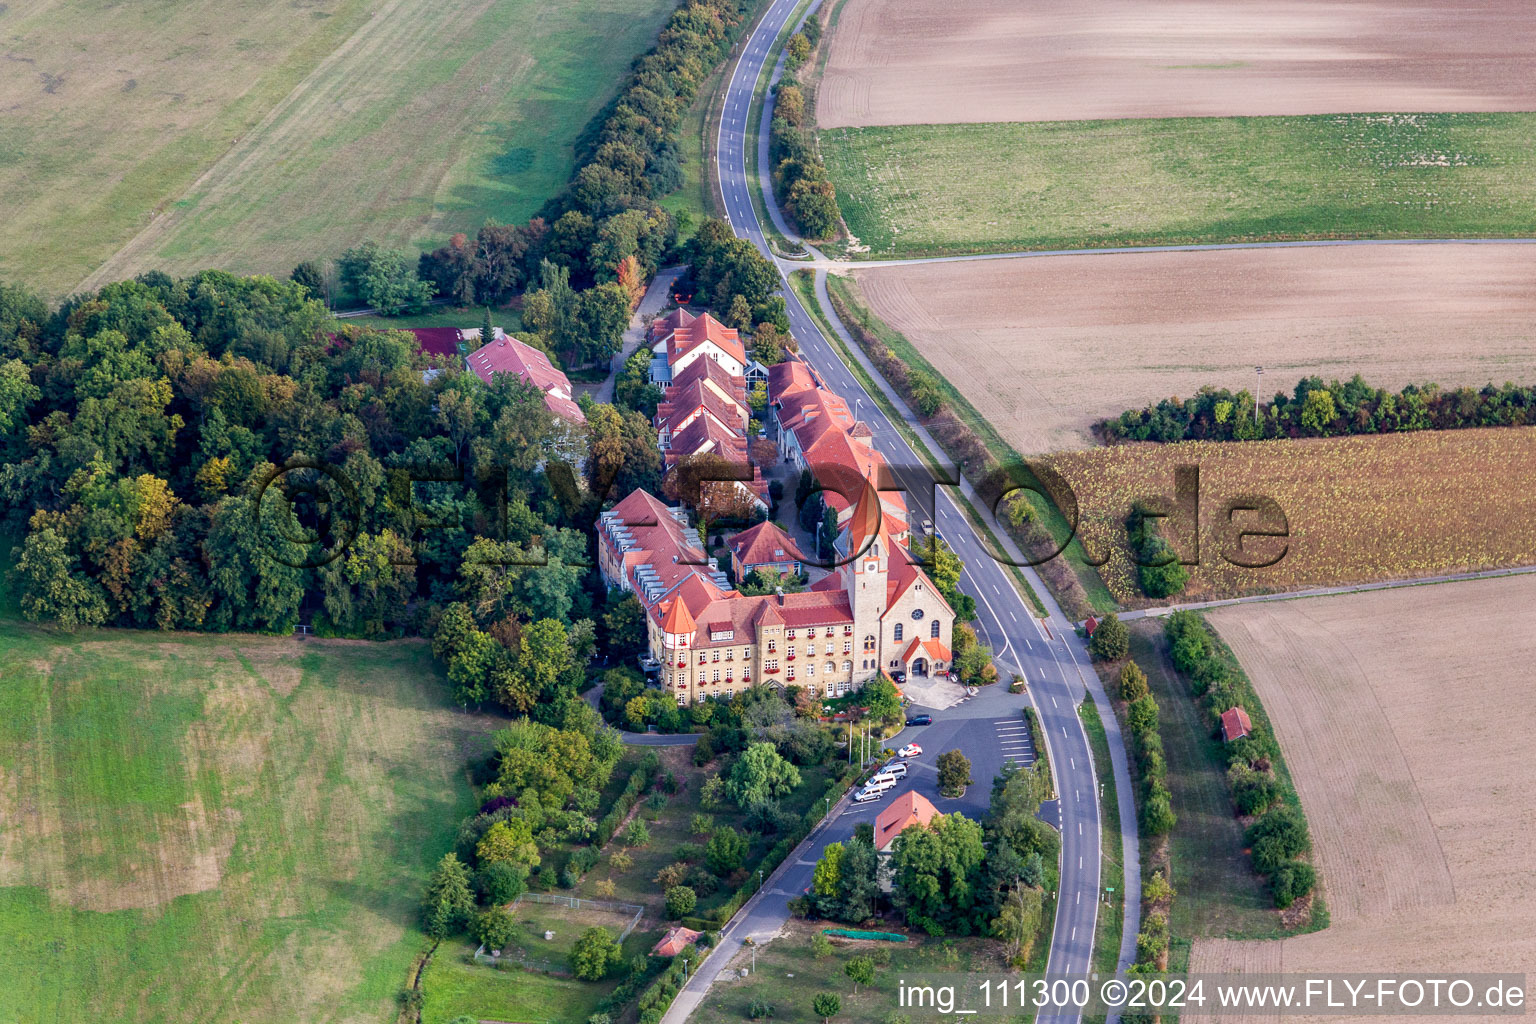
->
[{"left": 491, "top": 894, "right": 646, "bottom": 972}]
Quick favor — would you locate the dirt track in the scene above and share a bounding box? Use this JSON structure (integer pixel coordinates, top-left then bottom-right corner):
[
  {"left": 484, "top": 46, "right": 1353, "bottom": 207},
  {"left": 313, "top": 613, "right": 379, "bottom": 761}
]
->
[
  {"left": 1187, "top": 578, "right": 1536, "bottom": 1018},
  {"left": 849, "top": 244, "right": 1536, "bottom": 453},
  {"left": 819, "top": 0, "right": 1536, "bottom": 127}
]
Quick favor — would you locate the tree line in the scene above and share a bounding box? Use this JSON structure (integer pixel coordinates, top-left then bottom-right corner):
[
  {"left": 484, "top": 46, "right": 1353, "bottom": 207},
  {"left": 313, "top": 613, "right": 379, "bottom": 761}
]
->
[
  {"left": 1099, "top": 374, "right": 1536, "bottom": 444},
  {"left": 1163, "top": 612, "right": 1317, "bottom": 909},
  {"left": 769, "top": 14, "right": 843, "bottom": 241}
]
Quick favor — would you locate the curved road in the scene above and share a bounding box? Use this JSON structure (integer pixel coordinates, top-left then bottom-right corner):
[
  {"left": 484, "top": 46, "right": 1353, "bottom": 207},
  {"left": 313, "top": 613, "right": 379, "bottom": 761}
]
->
[{"left": 692, "top": 2, "right": 1140, "bottom": 1021}]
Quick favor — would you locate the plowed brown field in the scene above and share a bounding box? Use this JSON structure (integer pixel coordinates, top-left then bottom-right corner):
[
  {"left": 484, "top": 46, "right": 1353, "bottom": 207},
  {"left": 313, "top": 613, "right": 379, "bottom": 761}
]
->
[
  {"left": 1185, "top": 580, "right": 1536, "bottom": 1019},
  {"left": 848, "top": 244, "right": 1536, "bottom": 453},
  {"left": 818, "top": 0, "right": 1536, "bottom": 127}
]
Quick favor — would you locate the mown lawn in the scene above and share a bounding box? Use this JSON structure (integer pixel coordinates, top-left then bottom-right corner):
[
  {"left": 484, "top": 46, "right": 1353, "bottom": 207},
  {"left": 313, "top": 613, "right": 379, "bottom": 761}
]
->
[
  {"left": 0, "top": 607, "right": 491, "bottom": 1024},
  {"left": 821, "top": 112, "right": 1536, "bottom": 258},
  {"left": 422, "top": 938, "right": 616, "bottom": 1024}
]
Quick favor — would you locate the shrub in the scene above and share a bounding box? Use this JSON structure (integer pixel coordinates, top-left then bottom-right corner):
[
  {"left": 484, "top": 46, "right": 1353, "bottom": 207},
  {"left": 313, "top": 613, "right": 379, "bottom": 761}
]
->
[
  {"left": 665, "top": 885, "right": 697, "bottom": 918},
  {"left": 706, "top": 826, "right": 748, "bottom": 875},
  {"left": 475, "top": 860, "right": 528, "bottom": 905},
  {"left": 595, "top": 879, "right": 617, "bottom": 898},
  {"left": 676, "top": 841, "right": 705, "bottom": 862},
  {"left": 1270, "top": 861, "right": 1317, "bottom": 908},
  {"left": 813, "top": 992, "right": 842, "bottom": 1023},
  {"left": 655, "top": 862, "right": 689, "bottom": 889},
  {"left": 646, "top": 791, "right": 668, "bottom": 812},
  {"left": 622, "top": 818, "right": 652, "bottom": 847},
  {"left": 1244, "top": 806, "right": 1310, "bottom": 861},
  {"left": 1118, "top": 661, "right": 1150, "bottom": 701},
  {"left": 690, "top": 813, "right": 715, "bottom": 836},
  {"left": 536, "top": 867, "right": 557, "bottom": 890},
  {"left": 1088, "top": 614, "right": 1128, "bottom": 661},
  {"left": 812, "top": 931, "right": 833, "bottom": 958},
  {"left": 473, "top": 906, "right": 515, "bottom": 951},
  {"left": 693, "top": 734, "right": 716, "bottom": 766},
  {"left": 1229, "top": 763, "right": 1281, "bottom": 815},
  {"left": 1142, "top": 786, "right": 1176, "bottom": 836},
  {"left": 609, "top": 850, "right": 634, "bottom": 873},
  {"left": 748, "top": 1000, "right": 776, "bottom": 1019},
  {"left": 571, "top": 927, "right": 623, "bottom": 981}
]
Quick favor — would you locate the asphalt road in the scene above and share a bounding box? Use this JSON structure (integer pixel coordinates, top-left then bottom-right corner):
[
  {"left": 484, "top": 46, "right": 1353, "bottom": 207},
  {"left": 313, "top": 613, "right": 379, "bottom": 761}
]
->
[{"left": 660, "top": 3, "right": 1139, "bottom": 1021}]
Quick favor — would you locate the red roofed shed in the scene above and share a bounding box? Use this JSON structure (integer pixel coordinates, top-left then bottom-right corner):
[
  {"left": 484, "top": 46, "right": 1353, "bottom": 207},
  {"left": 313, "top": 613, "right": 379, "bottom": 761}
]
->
[{"left": 1220, "top": 706, "right": 1253, "bottom": 743}]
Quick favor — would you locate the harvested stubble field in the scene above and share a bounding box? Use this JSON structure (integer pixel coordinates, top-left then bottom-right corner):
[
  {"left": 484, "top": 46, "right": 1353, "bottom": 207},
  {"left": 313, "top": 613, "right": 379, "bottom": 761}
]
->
[
  {"left": 848, "top": 246, "right": 1536, "bottom": 453},
  {"left": 2, "top": 0, "right": 676, "bottom": 295},
  {"left": 822, "top": 113, "right": 1536, "bottom": 258},
  {"left": 0, "top": 620, "right": 488, "bottom": 1023},
  {"left": 1185, "top": 578, "right": 1536, "bottom": 1019},
  {"left": 817, "top": 0, "right": 1536, "bottom": 128},
  {"left": 1037, "top": 428, "right": 1536, "bottom": 605}
]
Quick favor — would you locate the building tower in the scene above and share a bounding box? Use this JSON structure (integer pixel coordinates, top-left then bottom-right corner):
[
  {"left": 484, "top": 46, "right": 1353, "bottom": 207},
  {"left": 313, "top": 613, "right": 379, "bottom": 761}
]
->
[
  {"left": 844, "top": 486, "right": 888, "bottom": 683},
  {"left": 659, "top": 597, "right": 696, "bottom": 698}
]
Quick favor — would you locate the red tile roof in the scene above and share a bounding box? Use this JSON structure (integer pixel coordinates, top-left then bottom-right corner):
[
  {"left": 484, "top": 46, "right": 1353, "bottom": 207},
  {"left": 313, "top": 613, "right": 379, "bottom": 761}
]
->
[
  {"left": 660, "top": 594, "right": 697, "bottom": 635},
  {"left": 649, "top": 307, "right": 696, "bottom": 344},
  {"left": 768, "top": 358, "right": 817, "bottom": 402},
  {"left": 875, "top": 791, "right": 940, "bottom": 850},
  {"left": 729, "top": 522, "right": 804, "bottom": 569},
  {"left": 652, "top": 926, "right": 702, "bottom": 957},
  {"left": 465, "top": 334, "right": 585, "bottom": 423},
  {"left": 1220, "top": 707, "right": 1253, "bottom": 742},
  {"left": 658, "top": 379, "right": 749, "bottom": 438},
  {"left": 661, "top": 312, "right": 746, "bottom": 367},
  {"left": 901, "top": 637, "right": 952, "bottom": 664}
]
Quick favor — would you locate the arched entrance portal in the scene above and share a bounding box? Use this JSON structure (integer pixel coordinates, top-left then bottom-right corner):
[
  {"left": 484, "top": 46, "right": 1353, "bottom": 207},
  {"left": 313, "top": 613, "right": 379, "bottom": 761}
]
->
[{"left": 911, "top": 657, "right": 929, "bottom": 677}]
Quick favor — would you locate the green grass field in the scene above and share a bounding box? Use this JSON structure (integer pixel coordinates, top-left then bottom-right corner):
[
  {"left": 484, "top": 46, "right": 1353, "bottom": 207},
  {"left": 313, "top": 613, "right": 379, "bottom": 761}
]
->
[
  {"left": 820, "top": 112, "right": 1536, "bottom": 258},
  {"left": 422, "top": 938, "right": 616, "bottom": 1024},
  {"left": 0, "top": 601, "right": 490, "bottom": 1023},
  {"left": 3, "top": 0, "right": 679, "bottom": 295}
]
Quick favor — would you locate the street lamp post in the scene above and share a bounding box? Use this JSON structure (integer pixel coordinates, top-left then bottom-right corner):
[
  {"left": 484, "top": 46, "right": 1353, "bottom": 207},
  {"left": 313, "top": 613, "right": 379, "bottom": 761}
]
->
[{"left": 1254, "top": 366, "right": 1264, "bottom": 425}]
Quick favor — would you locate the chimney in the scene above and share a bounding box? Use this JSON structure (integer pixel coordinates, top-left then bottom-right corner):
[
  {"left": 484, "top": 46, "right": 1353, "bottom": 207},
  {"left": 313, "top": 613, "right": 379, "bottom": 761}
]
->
[{"left": 775, "top": 586, "right": 784, "bottom": 605}]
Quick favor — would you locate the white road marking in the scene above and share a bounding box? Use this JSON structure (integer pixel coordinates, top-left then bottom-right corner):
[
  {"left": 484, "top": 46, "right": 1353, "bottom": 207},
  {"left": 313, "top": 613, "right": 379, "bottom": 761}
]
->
[
  {"left": 1051, "top": 696, "right": 1057, "bottom": 707},
  {"left": 1070, "top": 757, "right": 1075, "bottom": 769}
]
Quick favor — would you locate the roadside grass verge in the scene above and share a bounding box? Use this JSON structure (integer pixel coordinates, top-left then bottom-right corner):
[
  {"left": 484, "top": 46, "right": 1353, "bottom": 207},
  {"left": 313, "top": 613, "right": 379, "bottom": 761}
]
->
[
  {"left": 1079, "top": 699, "right": 1124, "bottom": 1002},
  {"left": 823, "top": 272, "right": 1116, "bottom": 615},
  {"left": 822, "top": 112, "right": 1536, "bottom": 259}
]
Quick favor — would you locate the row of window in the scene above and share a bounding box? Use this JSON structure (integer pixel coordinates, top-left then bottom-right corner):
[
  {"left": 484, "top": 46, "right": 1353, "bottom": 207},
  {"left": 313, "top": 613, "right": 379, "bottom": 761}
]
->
[{"left": 892, "top": 620, "right": 943, "bottom": 642}]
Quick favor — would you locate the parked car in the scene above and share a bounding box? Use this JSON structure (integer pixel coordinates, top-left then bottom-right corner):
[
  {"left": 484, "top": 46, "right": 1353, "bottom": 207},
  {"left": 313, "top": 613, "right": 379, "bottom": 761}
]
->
[
  {"left": 891, "top": 671, "right": 906, "bottom": 684},
  {"left": 851, "top": 786, "right": 883, "bottom": 803},
  {"left": 873, "top": 762, "right": 908, "bottom": 781},
  {"left": 898, "top": 743, "right": 923, "bottom": 758},
  {"left": 905, "top": 714, "right": 932, "bottom": 726}
]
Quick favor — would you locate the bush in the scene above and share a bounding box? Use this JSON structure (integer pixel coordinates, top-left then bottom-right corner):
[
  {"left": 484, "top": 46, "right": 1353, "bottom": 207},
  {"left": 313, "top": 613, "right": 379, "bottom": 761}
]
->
[
  {"left": 570, "top": 927, "right": 623, "bottom": 980},
  {"left": 1229, "top": 763, "right": 1281, "bottom": 815},
  {"left": 475, "top": 860, "right": 528, "bottom": 904},
  {"left": 748, "top": 999, "right": 776, "bottom": 1019},
  {"left": 665, "top": 885, "right": 697, "bottom": 918},
  {"left": 1244, "top": 806, "right": 1311, "bottom": 861},
  {"left": 706, "top": 825, "right": 748, "bottom": 875},
  {"left": 1270, "top": 861, "right": 1317, "bottom": 908},
  {"left": 813, "top": 992, "right": 842, "bottom": 1023},
  {"left": 690, "top": 813, "right": 715, "bottom": 836},
  {"left": 622, "top": 818, "right": 652, "bottom": 847},
  {"left": 676, "top": 842, "right": 705, "bottom": 862},
  {"left": 609, "top": 850, "right": 633, "bottom": 873},
  {"left": 473, "top": 906, "right": 515, "bottom": 951},
  {"left": 1118, "top": 661, "right": 1150, "bottom": 701},
  {"left": 1088, "top": 614, "right": 1128, "bottom": 661},
  {"left": 693, "top": 734, "right": 716, "bottom": 765},
  {"left": 812, "top": 931, "right": 833, "bottom": 958},
  {"left": 646, "top": 791, "right": 668, "bottom": 812},
  {"left": 1142, "top": 787, "right": 1176, "bottom": 836}
]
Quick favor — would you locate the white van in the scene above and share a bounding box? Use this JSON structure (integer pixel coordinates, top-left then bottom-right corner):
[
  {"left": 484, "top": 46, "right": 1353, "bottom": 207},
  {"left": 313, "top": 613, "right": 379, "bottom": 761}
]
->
[
  {"left": 861, "top": 773, "right": 897, "bottom": 795},
  {"left": 873, "top": 762, "right": 908, "bottom": 782}
]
